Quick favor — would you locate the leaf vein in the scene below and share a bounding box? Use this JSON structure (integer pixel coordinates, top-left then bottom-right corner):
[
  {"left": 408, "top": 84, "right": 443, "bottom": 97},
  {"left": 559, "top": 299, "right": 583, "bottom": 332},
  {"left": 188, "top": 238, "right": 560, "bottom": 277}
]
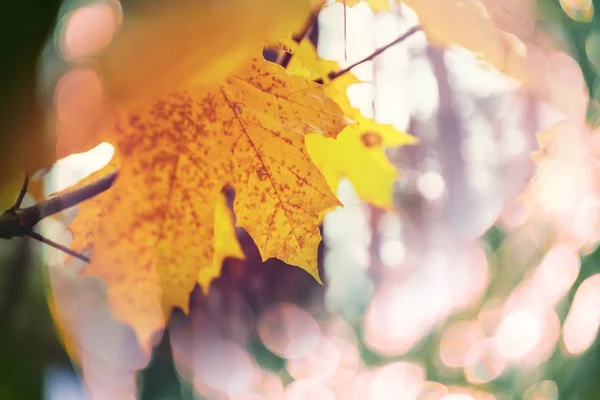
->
[{"left": 218, "top": 84, "right": 313, "bottom": 266}]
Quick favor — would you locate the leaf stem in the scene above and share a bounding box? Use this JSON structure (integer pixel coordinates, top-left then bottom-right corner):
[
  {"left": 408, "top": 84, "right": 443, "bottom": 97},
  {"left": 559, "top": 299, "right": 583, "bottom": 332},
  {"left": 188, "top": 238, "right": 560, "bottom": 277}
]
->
[
  {"left": 278, "top": 0, "right": 325, "bottom": 68},
  {"left": 315, "top": 24, "right": 422, "bottom": 84},
  {"left": 293, "top": 0, "right": 325, "bottom": 43}
]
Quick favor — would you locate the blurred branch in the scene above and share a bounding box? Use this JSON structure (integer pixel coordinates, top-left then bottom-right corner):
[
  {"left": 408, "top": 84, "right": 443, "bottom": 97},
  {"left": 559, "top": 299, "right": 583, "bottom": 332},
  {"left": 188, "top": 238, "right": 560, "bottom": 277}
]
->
[{"left": 0, "top": 170, "right": 118, "bottom": 260}]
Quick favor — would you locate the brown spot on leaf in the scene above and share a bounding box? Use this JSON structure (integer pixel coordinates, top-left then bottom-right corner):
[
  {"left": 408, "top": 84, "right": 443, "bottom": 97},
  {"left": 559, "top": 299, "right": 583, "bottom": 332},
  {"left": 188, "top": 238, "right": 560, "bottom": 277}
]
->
[
  {"left": 256, "top": 167, "right": 268, "bottom": 181},
  {"left": 361, "top": 131, "right": 383, "bottom": 148}
]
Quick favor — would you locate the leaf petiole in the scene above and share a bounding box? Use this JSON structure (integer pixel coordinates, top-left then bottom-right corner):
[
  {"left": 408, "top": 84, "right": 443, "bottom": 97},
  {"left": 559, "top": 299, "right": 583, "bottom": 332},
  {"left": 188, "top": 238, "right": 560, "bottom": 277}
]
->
[{"left": 276, "top": 0, "right": 325, "bottom": 68}]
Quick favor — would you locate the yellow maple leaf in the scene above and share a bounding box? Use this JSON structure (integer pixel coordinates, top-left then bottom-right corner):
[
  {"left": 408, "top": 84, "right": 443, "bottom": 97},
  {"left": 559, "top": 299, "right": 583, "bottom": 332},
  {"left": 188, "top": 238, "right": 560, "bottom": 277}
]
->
[
  {"left": 57, "top": 57, "right": 347, "bottom": 352},
  {"left": 306, "top": 117, "right": 415, "bottom": 210},
  {"left": 283, "top": 38, "right": 416, "bottom": 209},
  {"left": 40, "top": 151, "right": 244, "bottom": 292},
  {"left": 336, "top": 0, "right": 390, "bottom": 11},
  {"left": 99, "top": 0, "right": 315, "bottom": 108}
]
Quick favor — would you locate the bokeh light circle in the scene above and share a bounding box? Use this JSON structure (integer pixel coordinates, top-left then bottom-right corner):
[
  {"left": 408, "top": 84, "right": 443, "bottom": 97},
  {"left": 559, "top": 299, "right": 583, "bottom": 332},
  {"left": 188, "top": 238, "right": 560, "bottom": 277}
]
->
[
  {"left": 257, "top": 303, "right": 321, "bottom": 360},
  {"left": 284, "top": 380, "right": 335, "bottom": 400},
  {"left": 560, "top": 0, "right": 594, "bottom": 23},
  {"left": 286, "top": 336, "right": 341, "bottom": 381},
  {"left": 463, "top": 338, "right": 506, "bottom": 384},
  {"left": 370, "top": 362, "right": 425, "bottom": 400},
  {"left": 192, "top": 338, "right": 256, "bottom": 397},
  {"left": 439, "top": 321, "right": 485, "bottom": 368},
  {"left": 58, "top": 1, "right": 123, "bottom": 62},
  {"left": 522, "top": 380, "right": 559, "bottom": 400}
]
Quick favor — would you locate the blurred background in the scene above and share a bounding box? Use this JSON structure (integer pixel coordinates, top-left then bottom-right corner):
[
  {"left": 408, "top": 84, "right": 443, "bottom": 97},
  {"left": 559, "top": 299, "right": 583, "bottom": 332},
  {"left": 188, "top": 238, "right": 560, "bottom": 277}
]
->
[{"left": 3, "top": 0, "right": 600, "bottom": 399}]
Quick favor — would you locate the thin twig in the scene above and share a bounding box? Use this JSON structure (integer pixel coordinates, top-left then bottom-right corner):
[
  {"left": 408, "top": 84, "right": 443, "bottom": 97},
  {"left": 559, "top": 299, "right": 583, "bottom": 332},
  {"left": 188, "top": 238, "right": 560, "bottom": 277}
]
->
[
  {"left": 25, "top": 230, "right": 91, "bottom": 263},
  {"left": 314, "top": 24, "right": 422, "bottom": 84},
  {"left": 7, "top": 174, "right": 29, "bottom": 213},
  {"left": 293, "top": 0, "right": 325, "bottom": 43},
  {"left": 0, "top": 170, "right": 118, "bottom": 263},
  {"left": 277, "top": 0, "right": 325, "bottom": 68}
]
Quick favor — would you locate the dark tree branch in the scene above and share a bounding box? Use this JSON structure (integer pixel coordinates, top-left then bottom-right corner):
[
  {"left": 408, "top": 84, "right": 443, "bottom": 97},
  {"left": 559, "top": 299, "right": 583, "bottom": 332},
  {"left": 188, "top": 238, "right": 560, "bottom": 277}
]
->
[
  {"left": 32, "top": 170, "right": 117, "bottom": 225},
  {"left": 314, "top": 24, "right": 422, "bottom": 84},
  {"left": 0, "top": 170, "right": 118, "bottom": 260}
]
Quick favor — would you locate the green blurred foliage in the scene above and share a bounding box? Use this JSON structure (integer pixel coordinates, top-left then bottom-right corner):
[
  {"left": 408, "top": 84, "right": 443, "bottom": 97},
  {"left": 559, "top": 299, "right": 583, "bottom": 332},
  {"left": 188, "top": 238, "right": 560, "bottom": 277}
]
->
[
  {"left": 538, "top": 0, "right": 600, "bottom": 124},
  {"left": 534, "top": 2, "right": 600, "bottom": 394}
]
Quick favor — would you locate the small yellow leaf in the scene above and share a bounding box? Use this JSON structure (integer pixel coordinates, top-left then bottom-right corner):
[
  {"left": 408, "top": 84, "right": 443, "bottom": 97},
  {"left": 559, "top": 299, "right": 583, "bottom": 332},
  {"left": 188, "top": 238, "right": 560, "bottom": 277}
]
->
[
  {"left": 307, "top": 116, "right": 416, "bottom": 210},
  {"left": 285, "top": 38, "right": 417, "bottom": 208}
]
